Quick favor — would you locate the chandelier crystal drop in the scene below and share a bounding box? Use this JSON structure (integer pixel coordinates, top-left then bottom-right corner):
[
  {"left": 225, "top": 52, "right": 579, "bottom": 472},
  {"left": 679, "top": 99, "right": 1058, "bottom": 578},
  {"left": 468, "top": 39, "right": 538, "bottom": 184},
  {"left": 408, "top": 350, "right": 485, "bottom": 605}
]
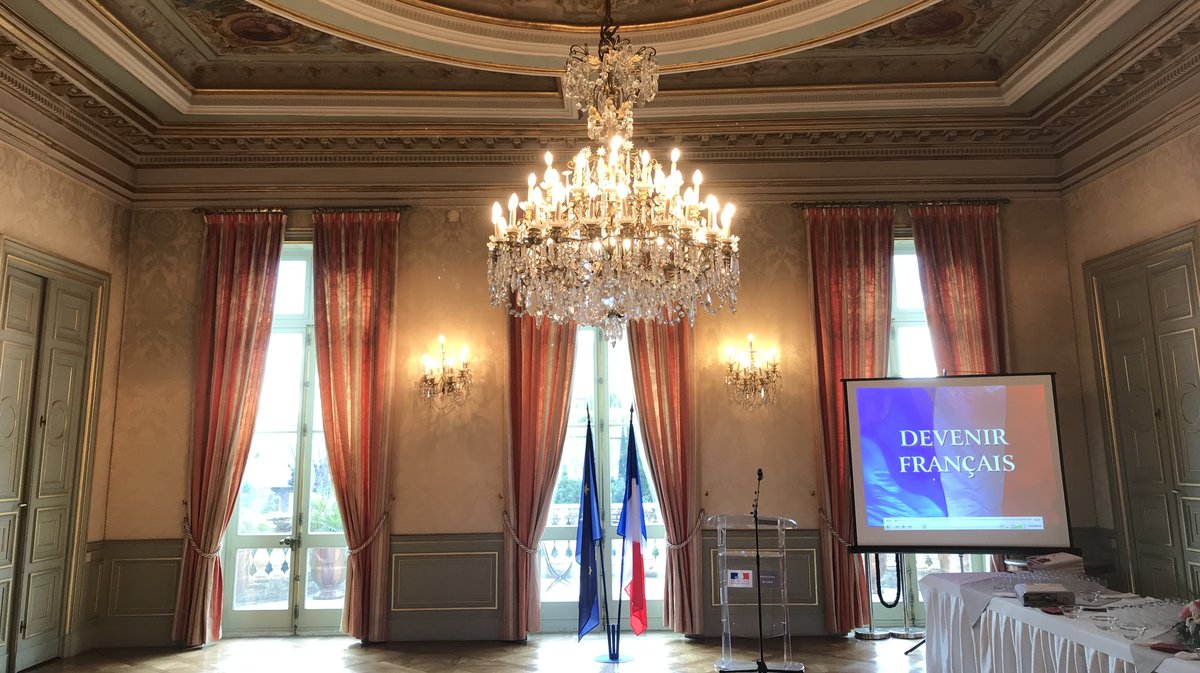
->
[{"left": 487, "top": 0, "right": 739, "bottom": 344}]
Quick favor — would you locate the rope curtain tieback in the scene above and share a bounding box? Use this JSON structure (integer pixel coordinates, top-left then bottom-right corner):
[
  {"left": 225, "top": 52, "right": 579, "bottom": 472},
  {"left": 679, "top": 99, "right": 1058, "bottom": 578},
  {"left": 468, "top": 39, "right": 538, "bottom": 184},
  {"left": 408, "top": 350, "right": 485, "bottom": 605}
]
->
[
  {"left": 666, "top": 508, "right": 706, "bottom": 551},
  {"left": 348, "top": 498, "right": 394, "bottom": 556},
  {"left": 182, "top": 517, "right": 220, "bottom": 559},
  {"left": 818, "top": 507, "right": 853, "bottom": 548},
  {"left": 501, "top": 510, "right": 538, "bottom": 555}
]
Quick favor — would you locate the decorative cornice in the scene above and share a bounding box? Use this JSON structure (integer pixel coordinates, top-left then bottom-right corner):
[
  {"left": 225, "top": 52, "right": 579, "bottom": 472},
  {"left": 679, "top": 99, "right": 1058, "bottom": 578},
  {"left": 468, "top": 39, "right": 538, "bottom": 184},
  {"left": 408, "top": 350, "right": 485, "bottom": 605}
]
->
[
  {"left": 41, "top": 0, "right": 191, "bottom": 111},
  {"left": 1049, "top": 14, "right": 1200, "bottom": 151},
  {"left": 0, "top": 38, "right": 142, "bottom": 161},
  {"left": 126, "top": 126, "right": 1056, "bottom": 166},
  {"left": 999, "top": 0, "right": 1142, "bottom": 104}
]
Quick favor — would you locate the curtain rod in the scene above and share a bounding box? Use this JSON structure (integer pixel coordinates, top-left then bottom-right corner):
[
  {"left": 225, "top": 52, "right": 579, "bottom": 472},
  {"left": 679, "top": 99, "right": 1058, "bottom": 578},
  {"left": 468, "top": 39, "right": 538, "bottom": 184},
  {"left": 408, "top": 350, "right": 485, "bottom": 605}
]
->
[
  {"left": 791, "top": 199, "right": 1009, "bottom": 209},
  {"left": 312, "top": 206, "right": 412, "bottom": 213},
  {"left": 191, "top": 206, "right": 413, "bottom": 214},
  {"left": 191, "top": 207, "right": 287, "bottom": 214}
]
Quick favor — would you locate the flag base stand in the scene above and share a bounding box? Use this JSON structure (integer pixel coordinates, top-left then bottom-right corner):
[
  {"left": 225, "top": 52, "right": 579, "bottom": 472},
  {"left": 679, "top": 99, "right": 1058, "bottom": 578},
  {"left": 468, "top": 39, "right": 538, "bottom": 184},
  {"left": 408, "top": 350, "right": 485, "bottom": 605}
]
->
[{"left": 596, "top": 624, "right": 632, "bottom": 664}]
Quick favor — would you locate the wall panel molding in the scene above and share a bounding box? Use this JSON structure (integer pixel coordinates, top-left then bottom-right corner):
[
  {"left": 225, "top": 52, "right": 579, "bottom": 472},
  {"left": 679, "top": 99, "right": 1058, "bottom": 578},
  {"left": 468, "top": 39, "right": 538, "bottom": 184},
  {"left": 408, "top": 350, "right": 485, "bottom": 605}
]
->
[
  {"left": 387, "top": 534, "right": 503, "bottom": 641},
  {"left": 71, "top": 539, "right": 181, "bottom": 651}
]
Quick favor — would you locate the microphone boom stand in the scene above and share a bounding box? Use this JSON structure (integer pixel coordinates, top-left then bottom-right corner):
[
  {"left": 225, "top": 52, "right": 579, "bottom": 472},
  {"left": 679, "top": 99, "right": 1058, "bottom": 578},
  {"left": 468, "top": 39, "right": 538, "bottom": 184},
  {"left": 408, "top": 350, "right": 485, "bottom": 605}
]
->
[{"left": 722, "top": 469, "right": 804, "bottom": 673}]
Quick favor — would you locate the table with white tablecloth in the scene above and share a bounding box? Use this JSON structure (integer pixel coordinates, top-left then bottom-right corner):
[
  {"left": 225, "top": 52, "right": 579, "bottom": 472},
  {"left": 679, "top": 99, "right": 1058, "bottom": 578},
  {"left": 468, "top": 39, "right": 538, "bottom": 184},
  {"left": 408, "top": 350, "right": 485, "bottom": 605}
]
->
[{"left": 919, "top": 572, "right": 1200, "bottom": 673}]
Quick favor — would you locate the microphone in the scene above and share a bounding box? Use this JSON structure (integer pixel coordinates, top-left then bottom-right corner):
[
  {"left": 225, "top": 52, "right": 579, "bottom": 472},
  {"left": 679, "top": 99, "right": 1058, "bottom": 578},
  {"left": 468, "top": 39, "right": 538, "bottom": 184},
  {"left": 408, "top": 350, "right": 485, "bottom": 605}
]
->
[{"left": 757, "top": 468, "right": 763, "bottom": 482}]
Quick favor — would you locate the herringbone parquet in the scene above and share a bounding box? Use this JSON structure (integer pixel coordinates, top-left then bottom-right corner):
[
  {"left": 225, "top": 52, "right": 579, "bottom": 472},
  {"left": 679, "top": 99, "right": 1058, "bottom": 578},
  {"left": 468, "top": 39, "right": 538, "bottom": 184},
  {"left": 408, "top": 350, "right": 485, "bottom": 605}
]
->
[{"left": 28, "top": 633, "right": 926, "bottom": 672}]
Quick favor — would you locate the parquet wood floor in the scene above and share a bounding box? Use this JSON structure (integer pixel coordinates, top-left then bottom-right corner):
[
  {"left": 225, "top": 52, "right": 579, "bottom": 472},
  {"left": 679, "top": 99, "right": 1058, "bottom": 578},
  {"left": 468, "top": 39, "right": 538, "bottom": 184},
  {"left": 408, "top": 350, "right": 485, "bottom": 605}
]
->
[{"left": 29, "top": 633, "right": 926, "bottom": 672}]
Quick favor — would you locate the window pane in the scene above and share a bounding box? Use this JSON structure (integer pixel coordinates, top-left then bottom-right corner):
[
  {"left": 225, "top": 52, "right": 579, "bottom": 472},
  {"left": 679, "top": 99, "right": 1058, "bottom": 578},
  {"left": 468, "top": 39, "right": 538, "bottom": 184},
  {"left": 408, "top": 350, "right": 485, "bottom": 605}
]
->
[
  {"left": 312, "top": 373, "right": 324, "bottom": 433},
  {"left": 539, "top": 540, "right": 580, "bottom": 603},
  {"left": 607, "top": 334, "right": 661, "bottom": 527},
  {"left": 273, "top": 259, "right": 309, "bottom": 316},
  {"left": 255, "top": 332, "right": 305, "bottom": 432},
  {"left": 308, "top": 433, "right": 343, "bottom": 534},
  {"left": 238, "top": 432, "right": 296, "bottom": 535},
  {"left": 894, "top": 253, "right": 926, "bottom": 311},
  {"left": 610, "top": 538, "right": 666, "bottom": 601},
  {"left": 913, "top": 553, "right": 972, "bottom": 603},
  {"left": 546, "top": 330, "right": 597, "bottom": 530},
  {"left": 895, "top": 325, "right": 938, "bottom": 378},
  {"left": 305, "top": 547, "right": 347, "bottom": 610},
  {"left": 232, "top": 548, "right": 292, "bottom": 610}
]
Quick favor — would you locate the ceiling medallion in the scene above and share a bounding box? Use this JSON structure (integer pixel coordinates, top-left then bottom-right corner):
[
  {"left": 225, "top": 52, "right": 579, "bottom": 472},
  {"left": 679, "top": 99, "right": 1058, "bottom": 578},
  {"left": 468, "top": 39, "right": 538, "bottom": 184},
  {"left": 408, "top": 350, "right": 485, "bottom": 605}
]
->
[
  {"left": 487, "top": 0, "right": 740, "bottom": 343},
  {"left": 218, "top": 11, "right": 302, "bottom": 46}
]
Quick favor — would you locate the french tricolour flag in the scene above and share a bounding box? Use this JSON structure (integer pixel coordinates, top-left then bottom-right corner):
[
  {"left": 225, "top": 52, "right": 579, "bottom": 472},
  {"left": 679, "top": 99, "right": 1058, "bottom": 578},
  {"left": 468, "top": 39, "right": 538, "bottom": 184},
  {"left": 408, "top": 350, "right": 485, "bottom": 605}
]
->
[{"left": 617, "top": 417, "right": 648, "bottom": 635}]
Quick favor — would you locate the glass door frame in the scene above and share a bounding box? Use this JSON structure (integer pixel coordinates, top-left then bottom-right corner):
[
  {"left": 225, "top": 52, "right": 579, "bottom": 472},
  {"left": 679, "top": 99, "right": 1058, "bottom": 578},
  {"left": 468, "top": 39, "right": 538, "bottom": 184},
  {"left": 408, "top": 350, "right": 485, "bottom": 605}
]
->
[
  {"left": 538, "top": 326, "right": 667, "bottom": 633},
  {"left": 221, "top": 244, "right": 348, "bottom": 636}
]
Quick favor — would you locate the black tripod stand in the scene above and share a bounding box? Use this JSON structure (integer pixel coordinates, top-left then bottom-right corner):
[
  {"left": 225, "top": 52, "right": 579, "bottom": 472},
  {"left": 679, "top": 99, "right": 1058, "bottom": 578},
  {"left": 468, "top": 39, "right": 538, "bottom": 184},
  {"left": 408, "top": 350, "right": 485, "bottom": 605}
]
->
[{"left": 722, "top": 469, "right": 804, "bottom": 673}]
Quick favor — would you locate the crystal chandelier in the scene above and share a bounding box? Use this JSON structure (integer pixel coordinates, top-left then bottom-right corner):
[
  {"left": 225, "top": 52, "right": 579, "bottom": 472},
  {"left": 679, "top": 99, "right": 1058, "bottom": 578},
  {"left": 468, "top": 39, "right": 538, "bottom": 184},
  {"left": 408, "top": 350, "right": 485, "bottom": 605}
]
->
[
  {"left": 725, "top": 334, "right": 780, "bottom": 408},
  {"left": 487, "top": 0, "right": 740, "bottom": 343},
  {"left": 417, "top": 335, "right": 472, "bottom": 412}
]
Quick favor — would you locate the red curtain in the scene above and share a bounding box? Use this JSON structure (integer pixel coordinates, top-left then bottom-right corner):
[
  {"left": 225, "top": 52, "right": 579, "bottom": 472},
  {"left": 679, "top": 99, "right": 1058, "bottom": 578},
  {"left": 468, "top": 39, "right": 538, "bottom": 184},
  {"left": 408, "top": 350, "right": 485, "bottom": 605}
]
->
[
  {"left": 172, "top": 211, "right": 284, "bottom": 646},
  {"left": 312, "top": 210, "right": 400, "bottom": 642},
  {"left": 627, "top": 319, "right": 702, "bottom": 634},
  {"left": 911, "top": 203, "right": 1007, "bottom": 376},
  {"left": 500, "top": 315, "right": 576, "bottom": 640},
  {"left": 912, "top": 203, "right": 1007, "bottom": 570},
  {"left": 808, "top": 206, "right": 894, "bottom": 634}
]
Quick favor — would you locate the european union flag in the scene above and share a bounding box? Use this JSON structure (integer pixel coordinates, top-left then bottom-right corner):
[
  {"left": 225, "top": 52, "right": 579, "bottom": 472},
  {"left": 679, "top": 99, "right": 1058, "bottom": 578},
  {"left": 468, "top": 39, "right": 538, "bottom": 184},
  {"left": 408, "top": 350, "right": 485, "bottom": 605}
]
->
[{"left": 576, "top": 411, "right": 603, "bottom": 640}]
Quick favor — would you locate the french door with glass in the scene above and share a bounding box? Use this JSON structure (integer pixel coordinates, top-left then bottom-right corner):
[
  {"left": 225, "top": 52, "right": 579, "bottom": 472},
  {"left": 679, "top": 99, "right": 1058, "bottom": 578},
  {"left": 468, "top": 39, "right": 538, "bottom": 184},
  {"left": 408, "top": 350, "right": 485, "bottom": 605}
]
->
[
  {"left": 539, "top": 327, "right": 668, "bottom": 633},
  {"left": 222, "top": 244, "right": 348, "bottom": 635}
]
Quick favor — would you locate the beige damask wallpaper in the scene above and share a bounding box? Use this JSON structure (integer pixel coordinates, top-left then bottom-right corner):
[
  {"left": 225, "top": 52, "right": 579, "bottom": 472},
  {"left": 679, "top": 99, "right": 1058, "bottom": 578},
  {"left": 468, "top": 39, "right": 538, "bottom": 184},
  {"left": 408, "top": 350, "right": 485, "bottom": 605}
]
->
[
  {"left": 96, "top": 195, "right": 1098, "bottom": 540},
  {"left": 1064, "top": 126, "right": 1200, "bottom": 531},
  {"left": 105, "top": 210, "right": 204, "bottom": 540},
  {"left": 0, "top": 141, "right": 130, "bottom": 543}
]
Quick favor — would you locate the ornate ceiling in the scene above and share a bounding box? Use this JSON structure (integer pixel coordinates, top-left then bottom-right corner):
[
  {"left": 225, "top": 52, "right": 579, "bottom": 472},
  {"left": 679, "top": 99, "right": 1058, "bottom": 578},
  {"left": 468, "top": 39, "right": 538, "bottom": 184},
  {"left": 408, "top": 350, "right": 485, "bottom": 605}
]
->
[
  {"left": 90, "top": 0, "right": 1083, "bottom": 90},
  {"left": 0, "top": 0, "right": 1195, "bottom": 203}
]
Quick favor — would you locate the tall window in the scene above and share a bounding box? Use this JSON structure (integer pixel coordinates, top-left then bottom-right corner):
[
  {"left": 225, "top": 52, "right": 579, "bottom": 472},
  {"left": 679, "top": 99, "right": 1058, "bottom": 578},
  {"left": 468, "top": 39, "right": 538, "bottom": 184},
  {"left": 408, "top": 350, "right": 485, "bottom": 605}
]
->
[
  {"left": 888, "top": 239, "right": 937, "bottom": 379},
  {"left": 222, "top": 244, "right": 348, "bottom": 635},
  {"left": 871, "top": 238, "right": 983, "bottom": 627},
  {"left": 538, "top": 327, "right": 667, "bottom": 632}
]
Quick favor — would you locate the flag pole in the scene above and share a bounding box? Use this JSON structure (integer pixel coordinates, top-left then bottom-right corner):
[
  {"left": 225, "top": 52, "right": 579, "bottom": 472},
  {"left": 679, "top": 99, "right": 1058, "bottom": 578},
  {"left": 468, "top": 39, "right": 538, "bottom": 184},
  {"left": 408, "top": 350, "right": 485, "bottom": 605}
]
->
[
  {"left": 611, "top": 406, "right": 636, "bottom": 660},
  {"left": 589, "top": 406, "right": 615, "bottom": 659}
]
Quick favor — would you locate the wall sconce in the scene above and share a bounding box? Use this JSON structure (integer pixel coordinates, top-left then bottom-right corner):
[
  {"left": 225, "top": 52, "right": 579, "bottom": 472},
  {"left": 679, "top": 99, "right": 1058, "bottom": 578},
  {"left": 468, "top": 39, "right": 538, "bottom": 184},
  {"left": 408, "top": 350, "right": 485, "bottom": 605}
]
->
[
  {"left": 725, "top": 334, "right": 780, "bottom": 408},
  {"left": 417, "top": 335, "right": 472, "bottom": 411}
]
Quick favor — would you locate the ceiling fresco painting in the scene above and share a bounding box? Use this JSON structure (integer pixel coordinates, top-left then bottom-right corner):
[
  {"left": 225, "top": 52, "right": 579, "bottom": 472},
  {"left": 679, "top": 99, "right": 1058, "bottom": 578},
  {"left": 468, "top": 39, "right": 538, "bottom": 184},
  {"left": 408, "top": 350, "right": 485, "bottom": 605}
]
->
[
  {"left": 400, "top": 0, "right": 767, "bottom": 26},
  {"left": 174, "top": 0, "right": 378, "bottom": 55}
]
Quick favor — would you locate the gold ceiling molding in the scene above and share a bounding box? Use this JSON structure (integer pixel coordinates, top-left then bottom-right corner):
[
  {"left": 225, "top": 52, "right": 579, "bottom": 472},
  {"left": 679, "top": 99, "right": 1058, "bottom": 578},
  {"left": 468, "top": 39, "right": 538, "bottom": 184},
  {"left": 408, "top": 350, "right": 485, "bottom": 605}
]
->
[{"left": 247, "top": 0, "right": 940, "bottom": 74}]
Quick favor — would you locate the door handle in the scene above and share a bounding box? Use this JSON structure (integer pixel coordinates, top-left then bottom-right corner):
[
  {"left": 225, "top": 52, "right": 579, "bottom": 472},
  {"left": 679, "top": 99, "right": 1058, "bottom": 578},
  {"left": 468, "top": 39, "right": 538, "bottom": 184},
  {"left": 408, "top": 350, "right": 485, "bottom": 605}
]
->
[{"left": 278, "top": 536, "right": 300, "bottom": 548}]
